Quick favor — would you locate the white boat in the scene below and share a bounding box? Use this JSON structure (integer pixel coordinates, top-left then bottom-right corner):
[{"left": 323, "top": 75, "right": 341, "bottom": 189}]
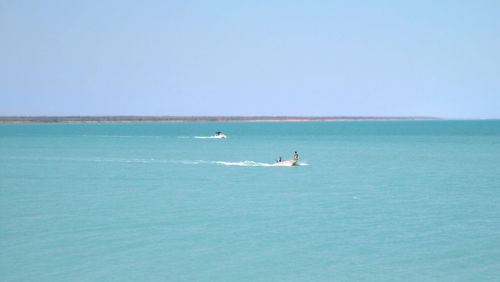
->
[
  {"left": 213, "top": 131, "right": 226, "bottom": 138},
  {"left": 212, "top": 134, "right": 226, "bottom": 139},
  {"left": 194, "top": 132, "right": 227, "bottom": 139},
  {"left": 276, "top": 158, "right": 298, "bottom": 166}
]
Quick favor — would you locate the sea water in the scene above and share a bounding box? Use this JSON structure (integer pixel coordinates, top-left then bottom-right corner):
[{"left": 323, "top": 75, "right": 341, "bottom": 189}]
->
[{"left": 1, "top": 120, "right": 499, "bottom": 281}]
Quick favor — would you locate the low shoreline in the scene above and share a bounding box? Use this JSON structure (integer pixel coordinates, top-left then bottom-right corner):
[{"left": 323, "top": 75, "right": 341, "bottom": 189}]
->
[{"left": 0, "top": 116, "right": 440, "bottom": 123}]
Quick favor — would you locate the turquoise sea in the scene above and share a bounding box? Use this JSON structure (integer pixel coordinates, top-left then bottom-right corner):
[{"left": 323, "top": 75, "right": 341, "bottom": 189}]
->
[{"left": 1, "top": 120, "right": 500, "bottom": 281}]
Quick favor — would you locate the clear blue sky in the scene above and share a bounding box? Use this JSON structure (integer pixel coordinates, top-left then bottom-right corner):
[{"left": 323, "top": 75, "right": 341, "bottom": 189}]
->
[{"left": 1, "top": 0, "right": 499, "bottom": 117}]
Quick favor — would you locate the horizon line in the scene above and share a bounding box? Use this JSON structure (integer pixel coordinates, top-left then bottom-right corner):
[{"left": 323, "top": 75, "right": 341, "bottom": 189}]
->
[{"left": 2, "top": 115, "right": 497, "bottom": 124}]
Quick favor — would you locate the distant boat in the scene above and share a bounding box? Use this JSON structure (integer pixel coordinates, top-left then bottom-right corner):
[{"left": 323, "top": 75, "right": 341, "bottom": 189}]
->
[
  {"left": 282, "top": 158, "right": 298, "bottom": 166},
  {"left": 275, "top": 157, "right": 298, "bottom": 166},
  {"left": 194, "top": 132, "right": 226, "bottom": 139},
  {"left": 213, "top": 131, "right": 226, "bottom": 138}
]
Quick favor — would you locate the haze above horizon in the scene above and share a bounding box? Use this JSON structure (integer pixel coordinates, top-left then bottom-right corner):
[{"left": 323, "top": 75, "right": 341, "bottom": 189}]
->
[{"left": 1, "top": 1, "right": 499, "bottom": 118}]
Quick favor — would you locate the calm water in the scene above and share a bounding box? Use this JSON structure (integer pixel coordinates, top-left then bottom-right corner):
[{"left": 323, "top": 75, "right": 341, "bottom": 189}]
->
[{"left": 1, "top": 121, "right": 500, "bottom": 281}]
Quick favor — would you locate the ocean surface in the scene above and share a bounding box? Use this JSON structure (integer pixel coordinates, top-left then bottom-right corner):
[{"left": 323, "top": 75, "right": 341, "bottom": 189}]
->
[{"left": 1, "top": 120, "right": 499, "bottom": 281}]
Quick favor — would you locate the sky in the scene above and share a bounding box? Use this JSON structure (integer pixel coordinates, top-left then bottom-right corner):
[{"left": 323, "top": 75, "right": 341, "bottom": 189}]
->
[{"left": 1, "top": 0, "right": 499, "bottom": 118}]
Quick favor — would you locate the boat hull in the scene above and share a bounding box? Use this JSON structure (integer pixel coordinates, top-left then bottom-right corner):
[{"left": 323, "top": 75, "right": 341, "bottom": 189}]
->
[{"left": 279, "top": 158, "right": 298, "bottom": 166}]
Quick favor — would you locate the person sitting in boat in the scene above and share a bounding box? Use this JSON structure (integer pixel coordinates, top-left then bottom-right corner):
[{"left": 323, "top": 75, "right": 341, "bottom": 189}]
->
[
  {"left": 215, "top": 131, "right": 222, "bottom": 136},
  {"left": 294, "top": 151, "right": 298, "bottom": 159},
  {"left": 275, "top": 156, "right": 282, "bottom": 163}
]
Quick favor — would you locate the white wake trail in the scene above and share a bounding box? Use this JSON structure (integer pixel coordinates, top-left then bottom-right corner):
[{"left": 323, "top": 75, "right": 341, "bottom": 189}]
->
[
  {"left": 194, "top": 136, "right": 226, "bottom": 139},
  {"left": 215, "top": 161, "right": 298, "bottom": 167},
  {"left": 42, "top": 157, "right": 308, "bottom": 167}
]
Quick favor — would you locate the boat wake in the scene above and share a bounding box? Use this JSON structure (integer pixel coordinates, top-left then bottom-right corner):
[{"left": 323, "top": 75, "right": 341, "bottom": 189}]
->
[
  {"left": 216, "top": 161, "right": 282, "bottom": 167},
  {"left": 194, "top": 136, "right": 226, "bottom": 139},
  {"left": 12, "top": 157, "right": 308, "bottom": 166},
  {"left": 215, "top": 161, "right": 309, "bottom": 167}
]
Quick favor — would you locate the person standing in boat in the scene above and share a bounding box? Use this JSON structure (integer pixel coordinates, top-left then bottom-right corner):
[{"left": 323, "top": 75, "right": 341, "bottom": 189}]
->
[{"left": 294, "top": 151, "right": 298, "bottom": 159}]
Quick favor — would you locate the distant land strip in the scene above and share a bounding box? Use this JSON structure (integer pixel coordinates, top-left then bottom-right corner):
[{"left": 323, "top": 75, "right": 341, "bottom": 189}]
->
[{"left": 0, "top": 116, "right": 440, "bottom": 123}]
